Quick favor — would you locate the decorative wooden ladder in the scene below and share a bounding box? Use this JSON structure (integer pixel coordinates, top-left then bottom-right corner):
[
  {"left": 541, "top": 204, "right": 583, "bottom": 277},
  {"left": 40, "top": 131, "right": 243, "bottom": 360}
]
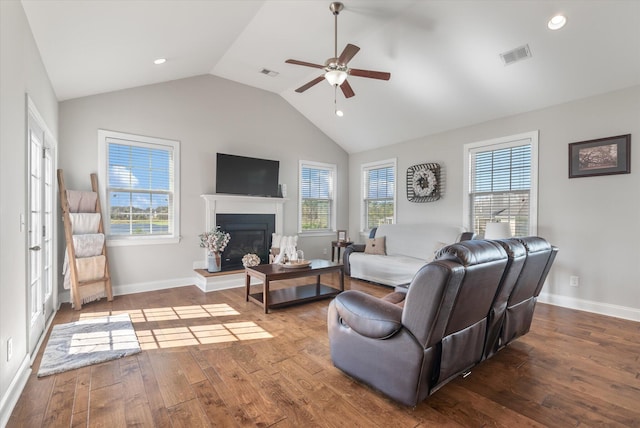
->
[{"left": 57, "top": 170, "right": 113, "bottom": 310}]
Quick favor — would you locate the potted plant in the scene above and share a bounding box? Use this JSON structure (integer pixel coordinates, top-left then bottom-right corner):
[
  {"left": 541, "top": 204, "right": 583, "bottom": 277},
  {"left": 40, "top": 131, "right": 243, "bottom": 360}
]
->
[{"left": 199, "top": 226, "right": 231, "bottom": 272}]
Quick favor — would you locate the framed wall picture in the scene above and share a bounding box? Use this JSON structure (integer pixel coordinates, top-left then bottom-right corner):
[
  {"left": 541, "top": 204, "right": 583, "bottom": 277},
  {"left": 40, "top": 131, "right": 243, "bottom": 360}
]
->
[
  {"left": 569, "top": 134, "right": 631, "bottom": 178},
  {"left": 337, "top": 230, "right": 347, "bottom": 242}
]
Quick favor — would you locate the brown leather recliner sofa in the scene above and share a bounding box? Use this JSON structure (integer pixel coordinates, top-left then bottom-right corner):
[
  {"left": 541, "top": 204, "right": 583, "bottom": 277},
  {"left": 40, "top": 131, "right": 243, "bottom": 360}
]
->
[{"left": 327, "top": 237, "right": 557, "bottom": 406}]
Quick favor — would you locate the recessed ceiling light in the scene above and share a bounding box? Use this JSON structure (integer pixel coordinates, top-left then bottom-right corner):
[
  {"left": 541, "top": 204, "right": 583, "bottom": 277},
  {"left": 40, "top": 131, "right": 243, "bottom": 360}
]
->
[
  {"left": 153, "top": 58, "right": 167, "bottom": 65},
  {"left": 548, "top": 15, "right": 567, "bottom": 30},
  {"left": 335, "top": 109, "right": 344, "bottom": 117}
]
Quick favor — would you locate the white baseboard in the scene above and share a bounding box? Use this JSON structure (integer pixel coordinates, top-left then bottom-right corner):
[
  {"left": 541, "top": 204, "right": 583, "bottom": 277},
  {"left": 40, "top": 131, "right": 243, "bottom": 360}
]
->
[
  {"left": 538, "top": 292, "right": 640, "bottom": 322},
  {"left": 58, "top": 277, "right": 194, "bottom": 303},
  {"left": 0, "top": 355, "right": 31, "bottom": 428},
  {"left": 56, "top": 273, "right": 256, "bottom": 304},
  {"left": 113, "top": 277, "right": 194, "bottom": 296}
]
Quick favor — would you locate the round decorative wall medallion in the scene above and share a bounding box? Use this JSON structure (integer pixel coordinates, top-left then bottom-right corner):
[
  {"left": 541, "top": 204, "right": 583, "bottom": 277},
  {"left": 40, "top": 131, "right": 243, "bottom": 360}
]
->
[{"left": 407, "top": 163, "right": 441, "bottom": 202}]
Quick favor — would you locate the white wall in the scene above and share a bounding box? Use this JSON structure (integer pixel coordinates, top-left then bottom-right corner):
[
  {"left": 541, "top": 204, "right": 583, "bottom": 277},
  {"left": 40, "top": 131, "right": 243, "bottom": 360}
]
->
[
  {"left": 58, "top": 74, "right": 349, "bottom": 295},
  {"left": 0, "top": 0, "right": 59, "bottom": 423},
  {"left": 349, "top": 86, "right": 640, "bottom": 320}
]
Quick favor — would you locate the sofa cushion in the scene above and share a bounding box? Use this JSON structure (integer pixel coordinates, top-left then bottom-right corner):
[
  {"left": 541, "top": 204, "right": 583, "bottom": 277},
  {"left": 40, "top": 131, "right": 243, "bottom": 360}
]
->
[
  {"left": 376, "top": 223, "right": 463, "bottom": 260},
  {"left": 349, "top": 253, "right": 427, "bottom": 287},
  {"left": 365, "top": 236, "right": 386, "bottom": 255},
  {"left": 345, "top": 223, "right": 465, "bottom": 287}
]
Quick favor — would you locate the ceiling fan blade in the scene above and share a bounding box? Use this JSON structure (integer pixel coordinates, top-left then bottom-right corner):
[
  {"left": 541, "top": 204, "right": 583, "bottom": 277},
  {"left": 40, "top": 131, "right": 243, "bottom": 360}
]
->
[
  {"left": 338, "top": 44, "right": 360, "bottom": 65},
  {"left": 295, "top": 75, "right": 325, "bottom": 93},
  {"left": 285, "top": 59, "right": 325, "bottom": 69},
  {"left": 349, "top": 68, "right": 391, "bottom": 80},
  {"left": 340, "top": 80, "right": 355, "bottom": 98}
]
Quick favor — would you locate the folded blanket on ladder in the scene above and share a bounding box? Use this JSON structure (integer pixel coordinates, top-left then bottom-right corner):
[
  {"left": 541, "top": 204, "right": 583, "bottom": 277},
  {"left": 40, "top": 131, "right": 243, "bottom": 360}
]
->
[
  {"left": 68, "top": 255, "right": 107, "bottom": 307},
  {"left": 62, "top": 234, "right": 105, "bottom": 289},
  {"left": 66, "top": 190, "right": 98, "bottom": 213},
  {"left": 69, "top": 213, "right": 101, "bottom": 234}
]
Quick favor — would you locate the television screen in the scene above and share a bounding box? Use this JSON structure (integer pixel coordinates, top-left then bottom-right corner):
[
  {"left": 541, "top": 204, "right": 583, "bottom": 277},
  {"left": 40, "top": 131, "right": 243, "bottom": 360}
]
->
[{"left": 216, "top": 153, "right": 280, "bottom": 197}]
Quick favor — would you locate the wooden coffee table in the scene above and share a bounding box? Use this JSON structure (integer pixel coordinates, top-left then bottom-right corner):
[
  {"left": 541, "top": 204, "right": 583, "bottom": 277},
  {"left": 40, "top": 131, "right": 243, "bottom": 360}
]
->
[{"left": 245, "top": 259, "right": 344, "bottom": 313}]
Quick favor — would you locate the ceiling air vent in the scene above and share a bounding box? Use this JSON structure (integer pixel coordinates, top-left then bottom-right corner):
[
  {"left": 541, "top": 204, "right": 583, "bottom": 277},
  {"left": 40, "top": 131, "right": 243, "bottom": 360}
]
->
[
  {"left": 260, "top": 68, "right": 279, "bottom": 77},
  {"left": 500, "top": 44, "right": 532, "bottom": 65}
]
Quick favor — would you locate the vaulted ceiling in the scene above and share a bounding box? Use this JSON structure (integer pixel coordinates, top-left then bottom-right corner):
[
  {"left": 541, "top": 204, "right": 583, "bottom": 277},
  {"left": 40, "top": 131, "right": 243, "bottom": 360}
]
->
[{"left": 21, "top": 0, "right": 640, "bottom": 153}]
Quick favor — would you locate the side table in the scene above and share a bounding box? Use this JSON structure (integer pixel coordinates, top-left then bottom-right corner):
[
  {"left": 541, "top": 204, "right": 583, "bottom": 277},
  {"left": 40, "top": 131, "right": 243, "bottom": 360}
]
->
[{"left": 331, "top": 240, "right": 353, "bottom": 262}]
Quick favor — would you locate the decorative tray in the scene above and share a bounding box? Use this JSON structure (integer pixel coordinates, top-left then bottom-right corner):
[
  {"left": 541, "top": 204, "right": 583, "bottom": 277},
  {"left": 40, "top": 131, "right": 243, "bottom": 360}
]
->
[{"left": 280, "top": 260, "right": 312, "bottom": 269}]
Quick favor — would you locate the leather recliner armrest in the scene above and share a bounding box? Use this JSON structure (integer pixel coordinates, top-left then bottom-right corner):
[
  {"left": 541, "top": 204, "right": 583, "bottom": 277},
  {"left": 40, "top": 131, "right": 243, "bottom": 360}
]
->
[
  {"left": 333, "top": 290, "right": 403, "bottom": 339},
  {"left": 342, "top": 243, "right": 366, "bottom": 275}
]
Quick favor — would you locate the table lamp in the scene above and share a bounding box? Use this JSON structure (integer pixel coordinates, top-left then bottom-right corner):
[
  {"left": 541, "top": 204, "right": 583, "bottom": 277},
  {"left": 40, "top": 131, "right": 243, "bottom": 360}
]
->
[{"left": 484, "top": 222, "right": 512, "bottom": 240}]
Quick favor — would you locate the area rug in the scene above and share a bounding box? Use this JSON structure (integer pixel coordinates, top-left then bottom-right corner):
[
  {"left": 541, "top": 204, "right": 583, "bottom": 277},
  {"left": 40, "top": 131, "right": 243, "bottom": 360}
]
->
[{"left": 37, "top": 313, "right": 141, "bottom": 377}]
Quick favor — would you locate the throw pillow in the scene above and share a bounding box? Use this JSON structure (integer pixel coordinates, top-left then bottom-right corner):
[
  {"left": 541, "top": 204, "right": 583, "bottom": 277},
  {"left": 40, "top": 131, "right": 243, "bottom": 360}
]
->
[
  {"left": 364, "top": 236, "right": 386, "bottom": 255},
  {"left": 271, "top": 233, "right": 298, "bottom": 250},
  {"left": 270, "top": 234, "right": 298, "bottom": 263}
]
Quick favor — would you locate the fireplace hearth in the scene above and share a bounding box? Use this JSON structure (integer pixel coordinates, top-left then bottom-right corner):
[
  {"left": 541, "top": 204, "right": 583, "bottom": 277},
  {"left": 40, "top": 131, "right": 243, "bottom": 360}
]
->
[{"left": 216, "top": 214, "right": 275, "bottom": 271}]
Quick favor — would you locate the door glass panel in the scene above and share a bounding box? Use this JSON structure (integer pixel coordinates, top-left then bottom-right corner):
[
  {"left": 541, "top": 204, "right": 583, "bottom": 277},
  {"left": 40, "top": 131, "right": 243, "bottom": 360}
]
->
[{"left": 27, "top": 103, "right": 55, "bottom": 354}]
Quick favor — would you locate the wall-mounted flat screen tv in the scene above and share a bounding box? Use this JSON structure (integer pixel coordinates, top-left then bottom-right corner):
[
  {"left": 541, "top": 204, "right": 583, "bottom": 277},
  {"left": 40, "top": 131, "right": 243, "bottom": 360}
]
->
[{"left": 216, "top": 153, "right": 280, "bottom": 197}]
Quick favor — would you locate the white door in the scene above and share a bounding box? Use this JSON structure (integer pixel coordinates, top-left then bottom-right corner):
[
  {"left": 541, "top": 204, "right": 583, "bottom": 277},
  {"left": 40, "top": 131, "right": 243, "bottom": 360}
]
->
[{"left": 27, "top": 103, "right": 56, "bottom": 354}]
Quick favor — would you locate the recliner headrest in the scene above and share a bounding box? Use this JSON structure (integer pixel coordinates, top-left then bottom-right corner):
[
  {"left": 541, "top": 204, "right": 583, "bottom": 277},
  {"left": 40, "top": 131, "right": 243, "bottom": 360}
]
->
[
  {"left": 516, "top": 236, "right": 552, "bottom": 254},
  {"left": 494, "top": 238, "right": 527, "bottom": 259},
  {"left": 435, "top": 240, "right": 506, "bottom": 267}
]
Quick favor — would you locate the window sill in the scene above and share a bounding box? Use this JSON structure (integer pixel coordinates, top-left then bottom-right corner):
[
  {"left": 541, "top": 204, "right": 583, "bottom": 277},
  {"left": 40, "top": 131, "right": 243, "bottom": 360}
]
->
[
  {"left": 297, "top": 231, "right": 337, "bottom": 238},
  {"left": 106, "top": 236, "right": 181, "bottom": 247}
]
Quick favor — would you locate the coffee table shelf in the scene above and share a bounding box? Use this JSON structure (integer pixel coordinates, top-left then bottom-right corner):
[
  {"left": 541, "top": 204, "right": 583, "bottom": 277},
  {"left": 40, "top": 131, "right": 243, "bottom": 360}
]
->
[
  {"left": 245, "top": 259, "right": 344, "bottom": 313},
  {"left": 248, "top": 283, "right": 340, "bottom": 309}
]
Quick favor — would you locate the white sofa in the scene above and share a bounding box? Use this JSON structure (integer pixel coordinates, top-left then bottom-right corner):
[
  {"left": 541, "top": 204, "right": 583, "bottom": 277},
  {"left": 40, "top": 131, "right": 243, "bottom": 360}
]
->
[{"left": 343, "top": 223, "right": 469, "bottom": 287}]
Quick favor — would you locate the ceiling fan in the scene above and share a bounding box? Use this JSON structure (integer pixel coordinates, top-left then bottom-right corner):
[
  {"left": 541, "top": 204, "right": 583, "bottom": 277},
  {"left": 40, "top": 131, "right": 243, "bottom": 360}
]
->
[{"left": 285, "top": 2, "right": 391, "bottom": 99}]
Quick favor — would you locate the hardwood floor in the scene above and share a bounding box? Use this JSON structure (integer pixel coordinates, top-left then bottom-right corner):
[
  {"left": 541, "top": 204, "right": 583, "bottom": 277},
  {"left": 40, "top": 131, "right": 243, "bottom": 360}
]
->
[{"left": 8, "top": 274, "right": 640, "bottom": 427}]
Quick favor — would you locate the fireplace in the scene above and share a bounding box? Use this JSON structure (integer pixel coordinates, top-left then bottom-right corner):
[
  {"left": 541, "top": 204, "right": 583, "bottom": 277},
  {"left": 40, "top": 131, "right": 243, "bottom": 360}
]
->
[
  {"left": 199, "top": 194, "right": 286, "bottom": 284},
  {"left": 216, "top": 214, "right": 275, "bottom": 271}
]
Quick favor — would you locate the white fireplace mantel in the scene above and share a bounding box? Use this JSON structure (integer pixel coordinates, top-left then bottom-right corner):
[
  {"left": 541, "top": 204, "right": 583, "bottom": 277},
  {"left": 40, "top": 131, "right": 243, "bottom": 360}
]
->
[{"left": 200, "top": 194, "right": 287, "bottom": 234}]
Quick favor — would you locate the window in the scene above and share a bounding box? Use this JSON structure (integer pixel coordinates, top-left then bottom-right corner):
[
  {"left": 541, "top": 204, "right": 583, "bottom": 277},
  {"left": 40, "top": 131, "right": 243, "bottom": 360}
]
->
[
  {"left": 362, "top": 159, "right": 396, "bottom": 231},
  {"left": 464, "top": 131, "right": 538, "bottom": 238},
  {"left": 299, "top": 160, "right": 336, "bottom": 233},
  {"left": 98, "top": 130, "right": 180, "bottom": 245}
]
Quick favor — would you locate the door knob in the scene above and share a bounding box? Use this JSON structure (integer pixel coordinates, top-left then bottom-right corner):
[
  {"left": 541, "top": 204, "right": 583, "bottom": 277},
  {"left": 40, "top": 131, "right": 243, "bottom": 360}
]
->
[{"left": 29, "top": 245, "right": 41, "bottom": 251}]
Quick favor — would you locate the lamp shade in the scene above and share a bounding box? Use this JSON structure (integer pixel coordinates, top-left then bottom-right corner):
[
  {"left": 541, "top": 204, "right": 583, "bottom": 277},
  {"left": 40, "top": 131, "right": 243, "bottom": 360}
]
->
[
  {"left": 325, "top": 70, "right": 348, "bottom": 86},
  {"left": 484, "top": 222, "right": 511, "bottom": 240}
]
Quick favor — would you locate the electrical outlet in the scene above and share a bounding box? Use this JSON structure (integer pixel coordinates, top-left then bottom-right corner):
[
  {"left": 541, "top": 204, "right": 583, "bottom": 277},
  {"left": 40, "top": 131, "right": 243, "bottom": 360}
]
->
[
  {"left": 7, "top": 337, "right": 12, "bottom": 361},
  {"left": 322, "top": 248, "right": 328, "bottom": 255},
  {"left": 569, "top": 276, "right": 579, "bottom": 287}
]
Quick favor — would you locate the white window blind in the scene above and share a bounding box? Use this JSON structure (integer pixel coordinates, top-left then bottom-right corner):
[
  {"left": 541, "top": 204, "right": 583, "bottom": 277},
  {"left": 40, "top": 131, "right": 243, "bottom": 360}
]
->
[
  {"left": 98, "top": 130, "right": 180, "bottom": 244},
  {"left": 469, "top": 138, "right": 534, "bottom": 237},
  {"left": 300, "top": 161, "right": 335, "bottom": 232},
  {"left": 363, "top": 160, "right": 396, "bottom": 230}
]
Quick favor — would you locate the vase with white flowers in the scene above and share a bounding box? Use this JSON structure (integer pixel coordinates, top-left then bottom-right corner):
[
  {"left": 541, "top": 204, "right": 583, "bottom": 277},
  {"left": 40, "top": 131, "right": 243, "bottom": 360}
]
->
[{"left": 199, "top": 226, "right": 231, "bottom": 272}]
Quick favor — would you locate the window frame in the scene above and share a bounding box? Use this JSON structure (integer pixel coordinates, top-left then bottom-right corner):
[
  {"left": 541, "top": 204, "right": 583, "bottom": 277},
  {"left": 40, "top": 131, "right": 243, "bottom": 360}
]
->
[
  {"left": 98, "top": 129, "right": 181, "bottom": 246},
  {"left": 462, "top": 131, "right": 538, "bottom": 237},
  {"left": 361, "top": 158, "right": 397, "bottom": 233},
  {"left": 298, "top": 160, "right": 337, "bottom": 235}
]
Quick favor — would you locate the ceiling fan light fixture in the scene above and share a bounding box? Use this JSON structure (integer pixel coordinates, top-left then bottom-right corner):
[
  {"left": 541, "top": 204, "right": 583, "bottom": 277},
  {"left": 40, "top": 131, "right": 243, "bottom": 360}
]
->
[{"left": 325, "top": 70, "right": 348, "bottom": 86}]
